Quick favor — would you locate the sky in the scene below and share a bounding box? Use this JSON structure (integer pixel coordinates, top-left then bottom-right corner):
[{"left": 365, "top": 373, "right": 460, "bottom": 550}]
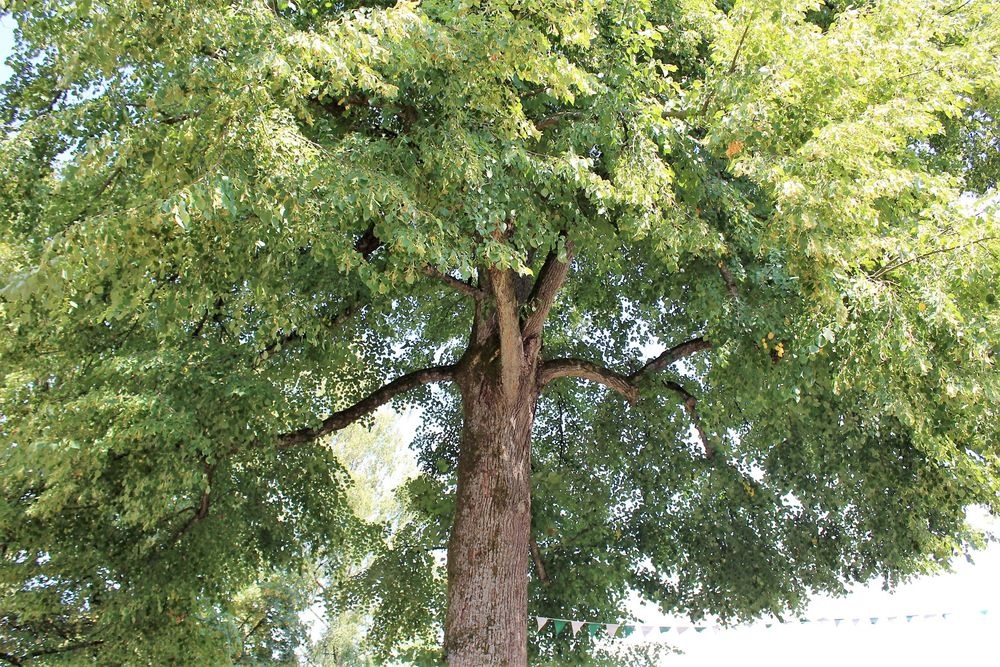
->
[
  {"left": 2, "top": 12, "right": 998, "bottom": 667},
  {"left": 629, "top": 514, "right": 1000, "bottom": 666}
]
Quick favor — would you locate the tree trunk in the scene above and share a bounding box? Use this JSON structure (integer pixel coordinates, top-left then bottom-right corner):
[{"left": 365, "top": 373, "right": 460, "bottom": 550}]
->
[{"left": 444, "top": 343, "right": 539, "bottom": 666}]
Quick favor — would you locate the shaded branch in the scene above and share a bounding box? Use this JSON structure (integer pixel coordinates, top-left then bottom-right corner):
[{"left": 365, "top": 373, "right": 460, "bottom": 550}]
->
[
  {"left": 530, "top": 536, "right": 551, "bottom": 587},
  {"left": 167, "top": 465, "right": 214, "bottom": 545},
  {"left": 534, "top": 111, "right": 585, "bottom": 132},
  {"left": 353, "top": 223, "right": 383, "bottom": 259},
  {"left": 252, "top": 225, "right": 383, "bottom": 363},
  {"left": 522, "top": 239, "right": 574, "bottom": 339},
  {"left": 663, "top": 381, "right": 714, "bottom": 459},
  {"left": 719, "top": 264, "right": 740, "bottom": 301},
  {"left": 0, "top": 640, "right": 104, "bottom": 666},
  {"left": 277, "top": 365, "right": 456, "bottom": 447},
  {"left": 253, "top": 303, "right": 355, "bottom": 367},
  {"left": 700, "top": 13, "right": 755, "bottom": 116},
  {"left": 629, "top": 337, "right": 712, "bottom": 381},
  {"left": 538, "top": 358, "right": 638, "bottom": 403},
  {"left": 422, "top": 266, "right": 485, "bottom": 300}
]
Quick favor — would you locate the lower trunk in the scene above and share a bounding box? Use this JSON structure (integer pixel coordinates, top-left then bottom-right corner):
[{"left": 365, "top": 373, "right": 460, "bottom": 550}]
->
[{"left": 444, "top": 373, "right": 537, "bottom": 666}]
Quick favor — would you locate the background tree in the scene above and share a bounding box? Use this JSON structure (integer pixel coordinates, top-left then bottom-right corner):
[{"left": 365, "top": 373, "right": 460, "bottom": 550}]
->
[{"left": 1, "top": 0, "right": 998, "bottom": 665}]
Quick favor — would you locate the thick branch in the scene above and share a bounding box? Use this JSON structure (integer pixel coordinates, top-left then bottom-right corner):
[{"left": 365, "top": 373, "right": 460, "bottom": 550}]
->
[
  {"left": 663, "top": 381, "right": 714, "bottom": 459},
  {"left": 353, "top": 223, "right": 382, "bottom": 259},
  {"left": 277, "top": 365, "right": 455, "bottom": 447},
  {"left": 488, "top": 268, "right": 525, "bottom": 402},
  {"left": 522, "top": 240, "right": 574, "bottom": 339},
  {"left": 422, "top": 266, "right": 485, "bottom": 300},
  {"left": 538, "top": 358, "right": 638, "bottom": 403},
  {"left": 534, "top": 111, "right": 585, "bottom": 131},
  {"left": 629, "top": 337, "right": 712, "bottom": 381},
  {"left": 719, "top": 264, "right": 740, "bottom": 301}
]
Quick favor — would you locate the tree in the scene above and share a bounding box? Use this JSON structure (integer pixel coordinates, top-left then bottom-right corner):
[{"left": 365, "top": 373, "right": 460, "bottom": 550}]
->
[{"left": 1, "top": 0, "right": 998, "bottom": 664}]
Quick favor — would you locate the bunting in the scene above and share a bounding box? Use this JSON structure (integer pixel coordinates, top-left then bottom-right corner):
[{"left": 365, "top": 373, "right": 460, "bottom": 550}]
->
[{"left": 531, "top": 609, "right": 990, "bottom": 640}]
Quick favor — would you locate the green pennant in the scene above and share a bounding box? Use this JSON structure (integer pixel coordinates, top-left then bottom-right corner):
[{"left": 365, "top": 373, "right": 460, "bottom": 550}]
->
[
  {"left": 588, "top": 623, "right": 602, "bottom": 637},
  {"left": 554, "top": 620, "right": 567, "bottom": 636},
  {"left": 621, "top": 625, "right": 635, "bottom": 637},
  {"left": 659, "top": 626, "right": 671, "bottom": 634},
  {"left": 695, "top": 626, "right": 706, "bottom": 633}
]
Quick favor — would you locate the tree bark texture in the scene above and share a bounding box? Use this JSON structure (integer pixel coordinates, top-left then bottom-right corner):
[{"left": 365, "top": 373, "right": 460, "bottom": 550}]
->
[
  {"left": 444, "top": 334, "right": 540, "bottom": 667},
  {"left": 267, "top": 242, "right": 712, "bottom": 665}
]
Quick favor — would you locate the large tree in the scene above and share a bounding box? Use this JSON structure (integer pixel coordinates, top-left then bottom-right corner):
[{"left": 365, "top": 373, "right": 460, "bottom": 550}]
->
[{"left": 1, "top": 0, "right": 998, "bottom": 664}]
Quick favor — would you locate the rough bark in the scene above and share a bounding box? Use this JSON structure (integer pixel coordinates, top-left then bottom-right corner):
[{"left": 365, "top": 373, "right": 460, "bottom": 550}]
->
[{"left": 445, "top": 339, "right": 539, "bottom": 667}]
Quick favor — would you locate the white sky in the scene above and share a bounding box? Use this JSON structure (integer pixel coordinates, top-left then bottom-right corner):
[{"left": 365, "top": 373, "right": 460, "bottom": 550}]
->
[{"left": 629, "top": 532, "right": 1000, "bottom": 667}]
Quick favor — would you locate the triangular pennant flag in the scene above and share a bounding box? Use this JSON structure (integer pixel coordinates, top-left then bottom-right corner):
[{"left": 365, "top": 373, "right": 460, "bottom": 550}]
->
[
  {"left": 924, "top": 614, "right": 936, "bottom": 620},
  {"left": 941, "top": 613, "right": 950, "bottom": 620},
  {"left": 571, "top": 620, "right": 585, "bottom": 636},
  {"left": 677, "top": 626, "right": 689, "bottom": 635},
  {"left": 641, "top": 625, "right": 655, "bottom": 637},
  {"left": 765, "top": 623, "right": 773, "bottom": 629},
  {"left": 852, "top": 618, "right": 861, "bottom": 626},
  {"left": 906, "top": 615, "right": 915, "bottom": 622},
  {"left": 981, "top": 610, "right": 989, "bottom": 616},
  {"left": 695, "top": 626, "right": 706, "bottom": 633},
  {"left": 887, "top": 616, "right": 898, "bottom": 623},
  {"left": 870, "top": 617, "right": 878, "bottom": 625},
  {"left": 588, "top": 623, "right": 602, "bottom": 637},
  {"left": 834, "top": 618, "right": 844, "bottom": 626},
  {"left": 605, "top": 623, "right": 621, "bottom": 637},
  {"left": 659, "top": 626, "right": 671, "bottom": 634},
  {"left": 799, "top": 618, "right": 810, "bottom": 624},
  {"left": 536, "top": 617, "right": 549, "bottom": 631},
  {"left": 554, "top": 620, "right": 567, "bottom": 635},
  {"left": 621, "top": 625, "right": 635, "bottom": 637}
]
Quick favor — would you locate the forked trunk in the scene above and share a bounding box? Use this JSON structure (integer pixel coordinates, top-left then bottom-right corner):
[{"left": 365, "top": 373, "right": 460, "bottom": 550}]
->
[{"left": 444, "top": 346, "right": 539, "bottom": 666}]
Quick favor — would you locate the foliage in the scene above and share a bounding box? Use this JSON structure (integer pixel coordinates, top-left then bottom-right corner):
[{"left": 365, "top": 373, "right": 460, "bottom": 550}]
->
[{"left": 1, "top": 0, "right": 998, "bottom": 664}]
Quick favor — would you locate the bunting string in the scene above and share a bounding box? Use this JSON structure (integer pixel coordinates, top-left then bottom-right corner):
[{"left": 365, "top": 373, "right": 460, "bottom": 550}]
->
[{"left": 533, "top": 609, "right": 991, "bottom": 639}]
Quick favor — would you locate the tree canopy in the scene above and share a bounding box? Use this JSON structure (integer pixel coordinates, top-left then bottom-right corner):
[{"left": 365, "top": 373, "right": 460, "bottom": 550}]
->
[{"left": 1, "top": 0, "right": 998, "bottom": 664}]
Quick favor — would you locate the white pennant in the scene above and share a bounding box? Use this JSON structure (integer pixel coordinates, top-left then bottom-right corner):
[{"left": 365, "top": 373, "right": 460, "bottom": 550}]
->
[
  {"left": 677, "top": 626, "right": 690, "bottom": 635},
  {"left": 605, "top": 623, "right": 621, "bottom": 637},
  {"left": 641, "top": 625, "right": 656, "bottom": 637},
  {"left": 571, "top": 620, "right": 585, "bottom": 636},
  {"left": 536, "top": 617, "right": 549, "bottom": 631}
]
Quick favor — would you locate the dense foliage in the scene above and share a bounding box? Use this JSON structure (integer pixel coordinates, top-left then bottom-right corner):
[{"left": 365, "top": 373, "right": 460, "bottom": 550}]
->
[{"left": 1, "top": 0, "right": 998, "bottom": 664}]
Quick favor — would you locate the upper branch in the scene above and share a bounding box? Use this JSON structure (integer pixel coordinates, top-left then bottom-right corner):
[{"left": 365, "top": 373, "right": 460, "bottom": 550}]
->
[
  {"left": 868, "top": 235, "right": 997, "bottom": 280},
  {"left": 538, "top": 336, "right": 714, "bottom": 452},
  {"left": 522, "top": 240, "right": 574, "bottom": 339},
  {"left": 252, "top": 225, "right": 383, "bottom": 363},
  {"left": 629, "top": 337, "right": 712, "bottom": 381},
  {"left": 537, "top": 359, "right": 638, "bottom": 403},
  {"left": 663, "top": 380, "right": 714, "bottom": 458},
  {"left": 422, "top": 266, "right": 485, "bottom": 300},
  {"left": 277, "top": 365, "right": 456, "bottom": 447},
  {"left": 488, "top": 268, "right": 525, "bottom": 402}
]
